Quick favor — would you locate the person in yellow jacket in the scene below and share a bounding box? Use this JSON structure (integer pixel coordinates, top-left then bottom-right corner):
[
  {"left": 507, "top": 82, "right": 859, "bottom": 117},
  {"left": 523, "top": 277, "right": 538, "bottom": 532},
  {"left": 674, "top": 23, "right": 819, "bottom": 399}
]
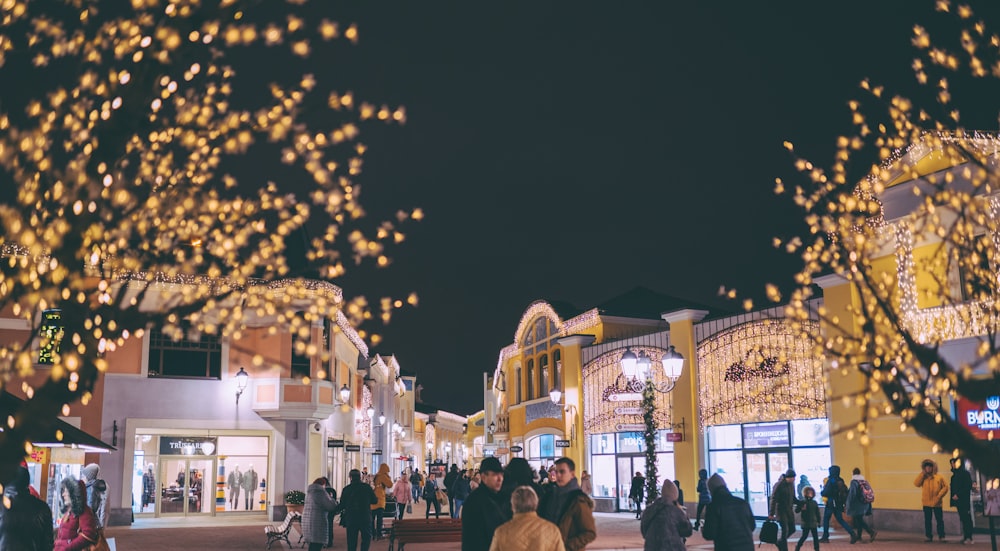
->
[
  {"left": 914, "top": 458, "right": 949, "bottom": 542},
  {"left": 370, "top": 463, "right": 393, "bottom": 540}
]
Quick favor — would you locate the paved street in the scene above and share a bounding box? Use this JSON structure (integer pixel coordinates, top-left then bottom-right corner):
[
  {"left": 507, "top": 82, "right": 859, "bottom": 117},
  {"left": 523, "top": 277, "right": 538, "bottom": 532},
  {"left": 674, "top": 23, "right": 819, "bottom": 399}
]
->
[{"left": 103, "top": 512, "right": 1000, "bottom": 550}]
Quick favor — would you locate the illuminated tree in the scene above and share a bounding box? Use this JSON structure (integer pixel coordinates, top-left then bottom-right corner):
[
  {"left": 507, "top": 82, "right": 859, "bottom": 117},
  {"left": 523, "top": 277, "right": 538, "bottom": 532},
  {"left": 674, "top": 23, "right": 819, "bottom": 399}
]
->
[
  {"left": 0, "top": 0, "right": 417, "bottom": 474},
  {"left": 779, "top": 1, "right": 1000, "bottom": 475}
]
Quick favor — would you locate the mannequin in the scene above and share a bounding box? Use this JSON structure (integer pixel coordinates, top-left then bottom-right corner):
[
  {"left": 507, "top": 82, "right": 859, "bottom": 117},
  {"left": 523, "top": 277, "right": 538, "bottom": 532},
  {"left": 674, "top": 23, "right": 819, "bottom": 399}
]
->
[
  {"left": 242, "top": 464, "right": 258, "bottom": 510},
  {"left": 142, "top": 463, "right": 156, "bottom": 511},
  {"left": 227, "top": 464, "right": 243, "bottom": 510}
]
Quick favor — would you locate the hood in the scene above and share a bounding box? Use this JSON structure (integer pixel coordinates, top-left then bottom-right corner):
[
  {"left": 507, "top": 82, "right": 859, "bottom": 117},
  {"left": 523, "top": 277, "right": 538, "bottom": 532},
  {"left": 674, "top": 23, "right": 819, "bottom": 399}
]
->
[
  {"left": 81, "top": 463, "right": 100, "bottom": 482},
  {"left": 377, "top": 463, "right": 390, "bottom": 477},
  {"left": 707, "top": 473, "right": 727, "bottom": 495},
  {"left": 660, "top": 479, "right": 679, "bottom": 503},
  {"left": 61, "top": 476, "right": 87, "bottom": 516},
  {"left": 921, "top": 459, "right": 939, "bottom": 475},
  {"left": 828, "top": 465, "right": 841, "bottom": 478}
]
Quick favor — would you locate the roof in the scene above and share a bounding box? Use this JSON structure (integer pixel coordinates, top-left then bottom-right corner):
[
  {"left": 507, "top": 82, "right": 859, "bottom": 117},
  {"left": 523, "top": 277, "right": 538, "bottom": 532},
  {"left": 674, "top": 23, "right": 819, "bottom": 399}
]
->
[
  {"left": 596, "top": 286, "right": 728, "bottom": 319},
  {"left": 0, "top": 392, "right": 115, "bottom": 452}
]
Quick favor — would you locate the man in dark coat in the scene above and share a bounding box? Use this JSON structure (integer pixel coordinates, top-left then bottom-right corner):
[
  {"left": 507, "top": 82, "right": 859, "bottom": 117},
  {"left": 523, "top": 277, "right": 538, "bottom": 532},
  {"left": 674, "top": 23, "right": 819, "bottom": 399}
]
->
[
  {"left": 538, "top": 457, "right": 596, "bottom": 551},
  {"left": 769, "top": 469, "right": 799, "bottom": 551},
  {"left": 461, "top": 457, "right": 510, "bottom": 551},
  {"left": 0, "top": 466, "right": 53, "bottom": 551},
  {"left": 444, "top": 464, "right": 460, "bottom": 515},
  {"left": 951, "top": 457, "right": 974, "bottom": 544},
  {"left": 334, "top": 469, "right": 378, "bottom": 551},
  {"left": 819, "top": 465, "right": 854, "bottom": 543},
  {"left": 629, "top": 472, "right": 645, "bottom": 519},
  {"left": 702, "top": 474, "right": 755, "bottom": 551}
]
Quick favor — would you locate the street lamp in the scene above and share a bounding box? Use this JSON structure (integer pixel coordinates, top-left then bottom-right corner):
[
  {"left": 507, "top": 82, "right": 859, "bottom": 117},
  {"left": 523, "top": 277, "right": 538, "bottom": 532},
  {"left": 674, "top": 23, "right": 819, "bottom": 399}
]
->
[
  {"left": 378, "top": 412, "right": 386, "bottom": 426},
  {"left": 339, "top": 384, "right": 350, "bottom": 403},
  {"left": 619, "top": 345, "right": 685, "bottom": 393},
  {"left": 488, "top": 421, "right": 496, "bottom": 434},
  {"left": 235, "top": 367, "right": 249, "bottom": 405},
  {"left": 366, "top": 406, "right": 375, "bottom": 420}
]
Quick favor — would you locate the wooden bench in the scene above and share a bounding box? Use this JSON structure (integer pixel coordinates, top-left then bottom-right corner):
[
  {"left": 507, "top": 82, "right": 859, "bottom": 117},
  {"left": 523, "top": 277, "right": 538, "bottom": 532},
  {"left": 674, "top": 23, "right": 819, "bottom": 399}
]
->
[
  {"left": 264, "top": 511, "right": 301, "bottom": 550},
  {"left": 387, "top": 518, "right": 462, "bottom": 551}
]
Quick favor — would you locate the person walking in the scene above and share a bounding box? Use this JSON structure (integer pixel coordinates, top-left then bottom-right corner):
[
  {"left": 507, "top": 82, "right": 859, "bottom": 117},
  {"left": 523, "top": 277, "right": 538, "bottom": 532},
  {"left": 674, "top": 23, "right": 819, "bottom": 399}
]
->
[
  {"left": 845, "top": 468, "right": 876, "bottom": 544},
  {"left": 370, "top": 463, "right": 392, "bottom": 540},
  {"left": 818, "top": 465, "right": 854, "bottom": 543},
  {"left": 914, "top": 458, "right": 948, "bottom": 542},
  {"left": 674, "top": 480, "right": 684, "bottom": 508},
  {"left": 693, "top": 469, "right": 711, "bottom": 531},
  {"left": 462, "top": 456, "right": 510, "bottom": 551},
  {"left": 302, "top": 477, "right": 338, "bottom": 551},
  {"left": 500, "top": 457, "right": 541, "bottom": 518},
  {"left": 640, "top": 479, "right": 691, "bottom": 550},
  {"left": 54, "top": 477, "right": 99, "bottom": 551},
  {"left": 0, "top": 465, "right": 54, "bottom": 551},
  {"left": 580, "top": 470, "right": 593, "bottom": 496},
  {"left": 409, "top": 469, "right": 423, "bottom": 503},
  {"left": 80, "top": 463, "right": 108, "bottom": 529},
  {"left": 793, "top": 486, "right": 820, "bottom": 551},
  {"left": 334, "top": 469, "right": 378, "bottom": 551},
  {"left": 451, "top": 468, "right": 472, "bottom": 519},
  {"left": 950, "top": 457, "right": 974, "bottom": 545},
  {"left": 423, "top": 473, "right": 442, "bottom": 518},
  {"left": 769, "top": 469, "right": 799, "bottom": 551},
  {"left": 538, "top": 457, "right": 597, "bottom": 551},
  {"left": 445, "top": 464, "right": 461, "bottom": 517},
  {"left": 701, "top": 474, "right": 755, "bottom": 551},
  {"left": 489, "top": 485, "right": 564, "bottom": 551},
  {"left": 630, "top": 472, "right": 646, "bottom": 519},
  {"left": 392, "top": 474, "right": 412, "bottom": 520}
]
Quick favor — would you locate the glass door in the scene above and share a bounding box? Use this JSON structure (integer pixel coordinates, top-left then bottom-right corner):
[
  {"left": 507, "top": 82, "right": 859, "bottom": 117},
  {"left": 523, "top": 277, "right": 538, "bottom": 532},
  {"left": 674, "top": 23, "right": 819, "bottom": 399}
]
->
[
  {"left": 159, "top": 458, "right": 214, "bottom": 516},
  {"left": 745, "top": 450, "right": 789, "bottom": 517}
]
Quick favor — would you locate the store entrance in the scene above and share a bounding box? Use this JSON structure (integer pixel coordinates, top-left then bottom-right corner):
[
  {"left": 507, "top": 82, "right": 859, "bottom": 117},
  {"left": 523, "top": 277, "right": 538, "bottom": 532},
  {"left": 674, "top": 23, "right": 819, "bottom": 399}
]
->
[
  {"left": 616, "top": 456, "right": 644, "bottom": 512},
  {"left": 745, "top": 450, "right": 789, "bottom": 518},
  {"left": 160, "top": 458, "right": 213, "bottom": 516}
]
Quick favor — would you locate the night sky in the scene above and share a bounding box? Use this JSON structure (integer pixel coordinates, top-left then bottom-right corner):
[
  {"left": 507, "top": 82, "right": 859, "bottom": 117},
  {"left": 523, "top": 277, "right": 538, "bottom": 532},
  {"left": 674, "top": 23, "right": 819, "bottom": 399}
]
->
[{"left": 302, "top": 1, "right": 998, "bottom": 414}]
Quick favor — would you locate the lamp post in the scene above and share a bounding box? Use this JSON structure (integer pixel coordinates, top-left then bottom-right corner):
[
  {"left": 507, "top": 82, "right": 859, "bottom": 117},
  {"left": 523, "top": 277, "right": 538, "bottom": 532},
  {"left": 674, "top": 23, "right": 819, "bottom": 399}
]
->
[
  {"left": 339, "top": 384, "right": 350, "bottom": 403},
  {"left": 620, "top": 345, "right": 684, "bottom": 503},
  {"left": 235, "top": 367, "right": 249, "bottom": 405}
]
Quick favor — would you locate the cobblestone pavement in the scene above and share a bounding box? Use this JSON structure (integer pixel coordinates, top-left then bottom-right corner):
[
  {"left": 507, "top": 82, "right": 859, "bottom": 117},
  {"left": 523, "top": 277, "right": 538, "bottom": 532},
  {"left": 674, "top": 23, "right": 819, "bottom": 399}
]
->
[{"left": 104, "top": 512, "right": 1000, "bottom": 550}]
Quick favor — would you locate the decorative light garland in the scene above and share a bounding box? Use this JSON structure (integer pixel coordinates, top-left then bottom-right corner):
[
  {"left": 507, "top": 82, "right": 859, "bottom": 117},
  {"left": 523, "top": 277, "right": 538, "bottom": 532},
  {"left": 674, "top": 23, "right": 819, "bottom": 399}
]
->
[{"left": 582, "top": 347, "right": 673, "bottom": 435}]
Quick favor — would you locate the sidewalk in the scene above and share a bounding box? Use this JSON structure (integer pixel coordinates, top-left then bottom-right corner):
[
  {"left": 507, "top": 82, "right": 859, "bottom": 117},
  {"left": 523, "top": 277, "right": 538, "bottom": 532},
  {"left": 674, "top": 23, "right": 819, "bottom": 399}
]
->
[{"left": 103, "top": 512, "right": 1000, "bottom": 550}]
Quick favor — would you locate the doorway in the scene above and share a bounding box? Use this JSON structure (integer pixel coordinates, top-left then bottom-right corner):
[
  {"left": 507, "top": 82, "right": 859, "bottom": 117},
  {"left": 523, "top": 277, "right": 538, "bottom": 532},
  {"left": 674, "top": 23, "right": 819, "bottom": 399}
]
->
[
  {"left": 160, "top": 458, "right": 214, "bottom": 516},
  {"left": 745, "top": 450, "right": 789, "bottom": 517}
]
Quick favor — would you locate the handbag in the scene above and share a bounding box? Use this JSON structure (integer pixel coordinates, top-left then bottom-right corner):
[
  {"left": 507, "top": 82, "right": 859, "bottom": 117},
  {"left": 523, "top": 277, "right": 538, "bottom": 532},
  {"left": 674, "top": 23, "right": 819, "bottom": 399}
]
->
[
  {"left": 83, "top": 531, "right": 111, "bottom": 551},
  {"left": 759, "top": 520, "right": 779, "bottom": 544},
  {"left": 406, "top": 503, "right": 412, "bottom": 513},
  {"left": 436, "top": 489, "right": 447, "bottom": 505}
]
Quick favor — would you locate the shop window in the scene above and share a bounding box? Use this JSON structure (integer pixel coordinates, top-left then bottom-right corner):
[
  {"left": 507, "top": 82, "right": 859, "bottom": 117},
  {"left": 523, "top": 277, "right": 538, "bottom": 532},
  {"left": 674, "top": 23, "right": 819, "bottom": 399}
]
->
[
  {"left": 707, "top": 424, "right": 743, "bottom": 450},
  {"left": 791, "top": 447, "right": 832, "bottom": 499},
  {"left": 148, "top": 327, "right": 221, "bottom": 379},
  {"left": 590, "top": 455, "right": 616, "bottom": 498},
  {"left": 790, "top": 418, "right": 830, "bottom": 446},
  {"left": 591, "top": 433, "right": 614, "bottom": 454},
  {"left": 616, "top": 432, "right": 644, "bottom": 454},
  {"left": 709, "top": 450, "right": 745, "bottom": 493},
  {"left": 290, "top": 311, "right": 311, "bottom": 380}
]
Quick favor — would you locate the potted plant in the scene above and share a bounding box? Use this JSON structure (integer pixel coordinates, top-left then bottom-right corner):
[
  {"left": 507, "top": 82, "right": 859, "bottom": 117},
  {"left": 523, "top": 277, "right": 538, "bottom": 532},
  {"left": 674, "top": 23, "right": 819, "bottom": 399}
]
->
[{"left": 284, "top": 490, "right": 305, "bottom": 514}]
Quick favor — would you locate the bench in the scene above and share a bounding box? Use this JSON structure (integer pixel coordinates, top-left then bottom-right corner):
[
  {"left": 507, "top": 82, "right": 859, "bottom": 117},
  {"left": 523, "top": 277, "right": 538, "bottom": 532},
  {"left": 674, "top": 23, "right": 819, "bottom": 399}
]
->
[
  {"left": 387, "top": 518, "right": 462, "bottom": 551},
  {"left": 265, "top": 510, "right": 301, "bottom": 550}
]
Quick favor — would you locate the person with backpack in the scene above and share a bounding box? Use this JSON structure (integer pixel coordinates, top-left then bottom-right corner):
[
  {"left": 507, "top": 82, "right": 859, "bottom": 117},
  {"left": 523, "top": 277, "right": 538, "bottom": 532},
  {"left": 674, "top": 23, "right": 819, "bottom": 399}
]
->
[
  {"left": 914, "top": 458, "right": 948, "bottom": 542},
  {"left": 845, "top": 467, "right": 877, "bottom": 544},
  {"left": 701, "top": 474, "right": 755, "bottom": 551},
  {"left": 818, "top": 465, "right": 855, "bottom": 543},
  {"left": 950, "top": 457, "right": 974, "bottom": 545}
]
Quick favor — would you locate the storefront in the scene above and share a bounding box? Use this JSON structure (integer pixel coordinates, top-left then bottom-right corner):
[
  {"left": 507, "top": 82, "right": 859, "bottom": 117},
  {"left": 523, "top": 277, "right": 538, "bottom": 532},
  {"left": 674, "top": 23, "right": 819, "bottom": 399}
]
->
[
  {"left": 697, "top": 315, "right": 829, "bottom": 518},
  {"left": 954, "top": 395, "right": 1000, "bottom": 530},
  {"left": 131, "top": 431, "right": 271, "bottom": 517},
  {"left": 705, "top": 419, "right": 831, "bottom": 517},
  {"left": 588, "top": 431, "right": 675, "bottom": 511}
]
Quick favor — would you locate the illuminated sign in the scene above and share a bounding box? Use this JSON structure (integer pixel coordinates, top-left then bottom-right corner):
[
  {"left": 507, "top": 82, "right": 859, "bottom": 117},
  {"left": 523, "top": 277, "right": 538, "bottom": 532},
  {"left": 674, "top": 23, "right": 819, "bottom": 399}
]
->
[
  {"left": 742, "top": 422, "right": 789, "bottom": 448},
  {"left": 159, "top": 437, "right": 218, "bottom": 456},
  {"left": 957, "top": 396, "right": 1000, "bottom": 439},
  {"left": 38, "top": 309, "right": 63, "bottom": 365}
]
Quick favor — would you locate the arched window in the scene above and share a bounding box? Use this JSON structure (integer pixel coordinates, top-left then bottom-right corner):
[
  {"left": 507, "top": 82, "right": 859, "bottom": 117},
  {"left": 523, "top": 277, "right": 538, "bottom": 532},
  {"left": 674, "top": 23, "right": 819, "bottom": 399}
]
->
[
  {"left": 526, "top": 359, "right": 535, "bottom": 400},
  {"left": 515, "top": 367, "right": 522, "bottom": 404},
  {"left": 552, "top": 348, "right": 562, "bottom": 392},
  {"left": 291, "top": 311, "right": 311, "bottom": 379},
  {"left": 539, "top": 354, "right": 550, "bottom": 397}
]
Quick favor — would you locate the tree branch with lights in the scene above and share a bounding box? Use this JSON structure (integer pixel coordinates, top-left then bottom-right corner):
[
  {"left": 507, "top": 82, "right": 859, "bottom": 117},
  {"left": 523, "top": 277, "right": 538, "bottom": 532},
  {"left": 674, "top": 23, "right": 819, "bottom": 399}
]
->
[
  {"left": 0, "top": 0, "right": 417, "bottom": 476},
  {"left": 778, "top": 1, "right": 1000, "bottom": 476}
]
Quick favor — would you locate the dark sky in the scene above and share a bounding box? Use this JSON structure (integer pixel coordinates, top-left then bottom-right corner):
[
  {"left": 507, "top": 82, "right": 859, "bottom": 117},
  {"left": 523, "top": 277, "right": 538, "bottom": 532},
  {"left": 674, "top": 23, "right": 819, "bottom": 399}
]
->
[{"left": 314, "top": 1, "right": 999, "bottom": 414}]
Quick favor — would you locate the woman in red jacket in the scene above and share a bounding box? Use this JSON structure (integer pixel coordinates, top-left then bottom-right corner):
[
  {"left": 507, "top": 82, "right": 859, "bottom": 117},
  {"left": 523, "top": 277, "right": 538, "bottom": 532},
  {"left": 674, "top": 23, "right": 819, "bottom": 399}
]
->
[{"left": 54, "top": 477, "right": 99, "bottom": 551}]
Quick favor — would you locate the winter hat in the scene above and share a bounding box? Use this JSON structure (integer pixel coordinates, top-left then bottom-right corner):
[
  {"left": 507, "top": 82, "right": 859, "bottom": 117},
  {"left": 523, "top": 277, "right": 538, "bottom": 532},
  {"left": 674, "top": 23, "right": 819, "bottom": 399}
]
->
[
  {"left": 660, "top": 479, "right": 679, "bottom": 503},
  {"left": 707, "top": 473, "right": 726, "bottom": 494},
  {"left": 480, "top": 457, "right": 503, "bottom": 474},
  {"left": 81, "top": 463, "right": 100, "bottom": 482},
  {"left": 783, "top": 469, "right": 796, "bottom": 479}
]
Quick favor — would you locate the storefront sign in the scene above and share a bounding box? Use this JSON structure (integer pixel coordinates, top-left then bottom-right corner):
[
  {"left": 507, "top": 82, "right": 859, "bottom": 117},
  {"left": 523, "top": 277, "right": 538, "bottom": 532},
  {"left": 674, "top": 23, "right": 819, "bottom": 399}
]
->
[
  {"left": 956, "top": 396, "right": 1000, "bottom": 439},
  {"left": 607, "top": 392, "right": 642, "bottom": 402},
  {"left": 327, "top": 439, "right": 345, "bottom": 448},
  {"left": 28, "top": 447, "right": 49, "bottom": 464},
  {"left": 614, "top": 407, "right": 642, "bottom": 415},
  {"left": 666, "top": 432, "right": 683, "bottom": 442},
  {"left": 615, "top": 423, "right": 645, "bottom": 431},
  {"left": 345, "top": 444, "right": 361, "bottom": 452},
  {"left": 374, "top": 449, "right": 383, "bottom": 455},
  {"left": 159, "top": 437, "right": 218, "bottom": 456},
  {"left": 483, "top": 448, "right": 495, "bottom": 456},
  {"left": 497, "top": 448, "right": 510, "bottom": 455},
  {"left": 742, "top": 422, "right": 789, "bottom": 448},
  {"left": 509, "top": 445, "right": 523, "bottom": 453},
  {"left": 555, "top": 439, "right": 571, "bottom": 448}
]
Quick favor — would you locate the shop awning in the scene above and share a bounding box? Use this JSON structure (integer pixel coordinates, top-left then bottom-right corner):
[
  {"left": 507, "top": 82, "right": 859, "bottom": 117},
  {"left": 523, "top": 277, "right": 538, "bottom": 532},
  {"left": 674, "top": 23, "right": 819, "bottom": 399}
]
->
[{"left": 0, "top": 391, "right": 115, "bottom": 453}]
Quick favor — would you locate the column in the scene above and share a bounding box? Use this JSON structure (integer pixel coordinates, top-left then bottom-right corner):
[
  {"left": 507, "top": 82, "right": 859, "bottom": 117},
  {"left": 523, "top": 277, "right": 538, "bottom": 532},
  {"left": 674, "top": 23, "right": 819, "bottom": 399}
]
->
[{"left": 661, "top": 309, "right": 708, "bottom": 505}]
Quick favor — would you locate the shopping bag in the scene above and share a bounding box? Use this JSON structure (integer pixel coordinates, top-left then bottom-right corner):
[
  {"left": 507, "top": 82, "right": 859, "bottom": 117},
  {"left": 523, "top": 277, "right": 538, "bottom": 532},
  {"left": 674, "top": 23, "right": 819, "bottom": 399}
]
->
[
  {"left": 759, "top": 520, "right": 779, "bottom": 544},
  {"left": 406, "top": 503, "right": 412, "bottom": 513}
]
